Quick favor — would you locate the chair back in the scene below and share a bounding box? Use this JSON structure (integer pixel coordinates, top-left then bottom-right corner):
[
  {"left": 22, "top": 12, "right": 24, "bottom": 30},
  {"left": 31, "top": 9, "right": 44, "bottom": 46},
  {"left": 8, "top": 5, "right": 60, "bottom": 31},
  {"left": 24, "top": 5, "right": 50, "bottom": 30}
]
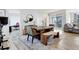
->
[
  {"left": 26, "top": 26, "right": 32, "bottom": 35},
  {"left": 31, "top": 28, "right": 38, "bottom": 35}
]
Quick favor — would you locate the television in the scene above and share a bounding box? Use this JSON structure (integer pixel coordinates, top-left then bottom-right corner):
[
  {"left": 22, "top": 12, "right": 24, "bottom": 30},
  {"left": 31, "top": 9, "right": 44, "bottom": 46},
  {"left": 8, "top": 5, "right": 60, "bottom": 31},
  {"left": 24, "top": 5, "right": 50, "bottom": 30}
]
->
[{"left": 0, "top": 17, "right": 8, "bottom": 25}]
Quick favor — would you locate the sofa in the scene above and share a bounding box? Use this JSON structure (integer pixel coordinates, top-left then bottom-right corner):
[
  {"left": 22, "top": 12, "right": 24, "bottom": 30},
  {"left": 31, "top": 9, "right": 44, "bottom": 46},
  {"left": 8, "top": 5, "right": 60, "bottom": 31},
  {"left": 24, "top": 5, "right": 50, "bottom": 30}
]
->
[{"left": 64, "top": 23, "right": 79, "bottom": 33}]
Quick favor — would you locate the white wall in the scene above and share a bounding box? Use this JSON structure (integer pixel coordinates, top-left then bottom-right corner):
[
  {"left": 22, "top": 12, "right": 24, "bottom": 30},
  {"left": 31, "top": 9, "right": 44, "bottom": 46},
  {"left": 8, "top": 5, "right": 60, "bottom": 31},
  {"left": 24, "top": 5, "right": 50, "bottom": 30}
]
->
[
  {"left": 20, "top": 9, "right": 49, "bottom": 34},
  {"left": 65, "top": 9, "right": 79, "bottom": 24},
  {"left": 3, "top": 9, "right": 79, "bottom": 35},
  {"left": 48, "top": 10, "right": 66, "bottom": 27},
  {"left": 5, "top": 9, "right": 79, "bottom": 35},
  {"left": 49, "top": 9, "right": 79, "bottom": 26},
  {"left": 1, "top": 9, "right": 50, "bottom": 35},
  {"left": 6, "top": 9, "right": 21, "bottom": 26},
  {"left": 2, "top": 9, "right": 21, "bottom": 36}
]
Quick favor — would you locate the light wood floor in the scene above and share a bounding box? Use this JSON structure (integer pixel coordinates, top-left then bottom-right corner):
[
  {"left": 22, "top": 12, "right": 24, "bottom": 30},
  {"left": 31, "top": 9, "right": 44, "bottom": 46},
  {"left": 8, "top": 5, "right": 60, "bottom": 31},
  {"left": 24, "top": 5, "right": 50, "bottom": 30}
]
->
[{"left": 2, "top": 30, "right": 79, "bottom": 50}]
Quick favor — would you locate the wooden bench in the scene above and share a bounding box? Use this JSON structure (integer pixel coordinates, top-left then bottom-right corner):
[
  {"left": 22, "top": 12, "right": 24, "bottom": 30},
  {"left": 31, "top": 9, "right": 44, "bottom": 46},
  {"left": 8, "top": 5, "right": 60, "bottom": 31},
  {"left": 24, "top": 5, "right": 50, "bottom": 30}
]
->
[{"left": 41, "top": 31, "right": 59, "bottom": 45}]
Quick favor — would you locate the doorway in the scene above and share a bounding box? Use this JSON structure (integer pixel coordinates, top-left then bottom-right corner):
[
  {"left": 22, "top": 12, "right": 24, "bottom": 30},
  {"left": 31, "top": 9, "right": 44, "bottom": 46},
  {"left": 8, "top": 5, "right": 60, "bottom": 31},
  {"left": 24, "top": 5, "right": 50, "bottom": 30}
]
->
[{"left": 51, "top": 16, "right": 62, "bottom": 28}]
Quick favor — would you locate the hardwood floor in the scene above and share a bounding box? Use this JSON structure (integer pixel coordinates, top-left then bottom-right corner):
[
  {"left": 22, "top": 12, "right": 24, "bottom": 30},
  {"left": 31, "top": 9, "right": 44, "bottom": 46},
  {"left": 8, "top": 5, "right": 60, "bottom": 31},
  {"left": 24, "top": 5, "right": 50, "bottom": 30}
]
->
[{"left": 2, "top": 29, "right": 79, "bottom": 50}]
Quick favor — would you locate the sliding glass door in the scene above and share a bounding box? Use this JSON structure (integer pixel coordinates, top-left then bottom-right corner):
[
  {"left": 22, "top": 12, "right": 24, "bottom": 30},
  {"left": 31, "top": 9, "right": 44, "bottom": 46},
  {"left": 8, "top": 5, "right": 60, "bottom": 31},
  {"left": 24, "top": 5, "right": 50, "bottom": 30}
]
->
[
  {"left": 73, "top": 14, "right": 79, "bottom": 27},
  {"left": 51, "top": 16, "right": 62, "bottom": 28},
  {"left": 56, "top": 16, "right": 62, "bottom": 27}
]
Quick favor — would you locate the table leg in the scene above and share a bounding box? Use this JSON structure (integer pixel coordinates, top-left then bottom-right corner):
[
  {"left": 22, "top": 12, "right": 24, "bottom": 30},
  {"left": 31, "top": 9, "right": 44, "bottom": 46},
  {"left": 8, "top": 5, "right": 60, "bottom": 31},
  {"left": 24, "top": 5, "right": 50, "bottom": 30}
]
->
[
  {"left": 44, "top": 36, "right": 48, "bottom": 45},
  {"left": 41, "top": 35, "right": 48, "bottom": 46}
]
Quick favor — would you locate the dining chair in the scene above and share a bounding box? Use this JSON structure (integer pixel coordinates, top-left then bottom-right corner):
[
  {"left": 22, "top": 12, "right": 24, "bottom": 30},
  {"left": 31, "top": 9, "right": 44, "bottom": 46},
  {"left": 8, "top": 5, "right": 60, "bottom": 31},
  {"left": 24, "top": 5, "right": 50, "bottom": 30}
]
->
[
  {"left": 31, "top": 28, "right": 40, "bottom": 43},
  {"left": 26, "top": 25, "right": 40, "bottom": 43}
]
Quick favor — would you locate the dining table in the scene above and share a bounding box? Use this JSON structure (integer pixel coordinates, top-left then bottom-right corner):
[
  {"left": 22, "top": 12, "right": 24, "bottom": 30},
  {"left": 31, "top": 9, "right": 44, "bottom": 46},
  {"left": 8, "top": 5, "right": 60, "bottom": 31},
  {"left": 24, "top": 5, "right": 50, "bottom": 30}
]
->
[{"left": 32, "top": 26, "right": 54, "bottom": 40}]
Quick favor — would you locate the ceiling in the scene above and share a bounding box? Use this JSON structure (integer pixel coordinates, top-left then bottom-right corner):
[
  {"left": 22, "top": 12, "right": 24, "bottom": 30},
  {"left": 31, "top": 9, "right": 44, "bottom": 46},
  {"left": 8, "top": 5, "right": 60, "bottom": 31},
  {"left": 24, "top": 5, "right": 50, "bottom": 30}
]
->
[
  {"left": 21, "top": 9, "right": 62, "bottom": 13},
  {"left": 6, "top": 9, "right": 63, "bottom": 14}
]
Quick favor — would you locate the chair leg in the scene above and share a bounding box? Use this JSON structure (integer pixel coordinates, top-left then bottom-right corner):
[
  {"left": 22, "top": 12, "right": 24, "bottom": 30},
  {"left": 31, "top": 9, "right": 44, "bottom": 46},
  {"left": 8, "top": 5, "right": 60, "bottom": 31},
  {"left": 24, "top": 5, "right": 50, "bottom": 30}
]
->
[
  {"left": 53, "top": 32, "right": 59, "bottom": 39},
  {"left": 57, "top": 32, "right": 59, "bottom": 38},
  {"left": 53, "top": 35, "right": 55, "bottom": 39},
  {"left": 32, "top": 36, "right": 34, "bottom": 43},
  {"left": 27, "top": 34, "right": 29, "bottom": 41}
]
